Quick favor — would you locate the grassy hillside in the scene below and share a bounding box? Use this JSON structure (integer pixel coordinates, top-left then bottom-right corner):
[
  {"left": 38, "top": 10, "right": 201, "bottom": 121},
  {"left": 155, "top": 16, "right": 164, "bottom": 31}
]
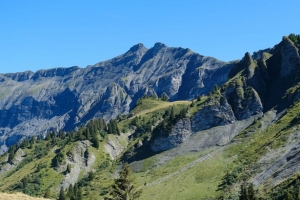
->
[
  {"left": 0, "top": 192, "right": 50, "bottom": 200},
  {"left": 0, "top": 96, "right": 191, "bottom": 199}
]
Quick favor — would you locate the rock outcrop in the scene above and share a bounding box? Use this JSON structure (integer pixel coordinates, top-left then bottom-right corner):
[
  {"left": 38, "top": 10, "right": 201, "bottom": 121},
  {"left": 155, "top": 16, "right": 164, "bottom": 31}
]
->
[{"left": 151, "top": 118, "right": 192, "bottom": 152}]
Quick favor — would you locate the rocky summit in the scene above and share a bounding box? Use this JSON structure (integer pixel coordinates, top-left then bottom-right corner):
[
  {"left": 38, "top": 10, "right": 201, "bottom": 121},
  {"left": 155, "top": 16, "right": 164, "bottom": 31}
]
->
[{"left": 0, "top": 43, "right": 233, "bottom": 153}]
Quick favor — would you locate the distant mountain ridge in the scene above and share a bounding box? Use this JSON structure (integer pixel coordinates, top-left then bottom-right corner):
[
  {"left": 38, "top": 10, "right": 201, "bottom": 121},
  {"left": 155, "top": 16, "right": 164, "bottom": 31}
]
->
[{"left": 0, "top": 42, "right": 234, "bottom": 153}]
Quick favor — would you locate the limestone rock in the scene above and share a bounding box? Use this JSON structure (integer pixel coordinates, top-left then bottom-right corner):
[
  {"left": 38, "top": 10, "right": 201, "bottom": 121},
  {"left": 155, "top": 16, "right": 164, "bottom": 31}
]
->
[
  {"left": 151, "top": 118, "right": 192, "bottom": 152},
  {"left": 192, "top": 95, "right": 236, "bottom": 132},
  {"left": 280, "top": 36, "right": 300, "bottom": 77}
]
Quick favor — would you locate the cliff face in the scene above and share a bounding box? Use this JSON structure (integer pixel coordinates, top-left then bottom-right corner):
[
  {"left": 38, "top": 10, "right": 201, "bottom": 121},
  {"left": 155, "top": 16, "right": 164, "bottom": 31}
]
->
[
  {"left": 151, "top": 118, "right": 192, "bottom": 152},
  {"left": 0, "top": 43, "right": 233, "bottom": 153}
]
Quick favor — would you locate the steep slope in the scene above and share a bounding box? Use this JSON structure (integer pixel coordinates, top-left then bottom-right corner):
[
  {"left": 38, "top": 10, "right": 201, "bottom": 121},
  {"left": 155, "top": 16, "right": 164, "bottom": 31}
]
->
[{"left": 0, "top": 43, "right": 233, "bottom": 153}]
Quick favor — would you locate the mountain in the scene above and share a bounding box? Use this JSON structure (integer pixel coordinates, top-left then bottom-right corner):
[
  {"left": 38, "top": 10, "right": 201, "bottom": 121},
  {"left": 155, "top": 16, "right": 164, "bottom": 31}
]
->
[
  {"left": 1, "top": 35, "right": 300, "bottom": 200},
  {"left": 0, "top": 43, "right": 233, "bottom": 153}
]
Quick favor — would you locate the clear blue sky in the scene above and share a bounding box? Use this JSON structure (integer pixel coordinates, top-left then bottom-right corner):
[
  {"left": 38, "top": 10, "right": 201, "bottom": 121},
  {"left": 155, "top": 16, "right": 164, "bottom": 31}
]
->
[{"left": 1, "top": 0, "right": 300, "bottom": 74}]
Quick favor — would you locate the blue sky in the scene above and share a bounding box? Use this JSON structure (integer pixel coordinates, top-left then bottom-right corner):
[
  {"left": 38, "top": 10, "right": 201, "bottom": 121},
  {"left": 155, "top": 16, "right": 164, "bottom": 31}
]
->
[{"left": 1, "top": 0, "right": 300, "bottom": 73}]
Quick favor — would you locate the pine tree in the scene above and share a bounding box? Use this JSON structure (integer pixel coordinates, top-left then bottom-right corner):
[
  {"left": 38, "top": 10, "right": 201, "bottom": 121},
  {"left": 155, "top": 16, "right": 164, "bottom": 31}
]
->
[
  {"left": 77, "top": 187, "right": 83, "bottom": 200},
  {"left": 30, "top": 136, "right": 35, "bottom": 144},
  {"left": 78, "top": 129, "right": 83, "bottom": 140},
  {"left": 45, "top": 132, "right": 51, "bottom": 140},
  {"left": 170, "top": 106, "right": 175, "bottom": 120},
  {"left": 248, "top": 183, "right": 257, "bottom": 200},
  {"left": 73, "top": 183, "right": 78, "bottom": 198},
  {"left": 67, "top": 164, "right": 71, "bottom": 173},
  {"left": 106, "top": 162, "right": 142, "bottom": 200},
  {"left": 51, "top": 130, "right": 56, "bottom": 138},
  {"left": 84, "top": 149, "right": 89, "bottom": 166},
  {"left": 239, "top": 184, "right": 248, "bottom": 200},
  {"left": 59, "top": 187, "right": 66, "bottom": 200},
  {"left": 66, "top": 184, "right": 74, "bottom": 199},
  {"left": 115, "top": 120, "right": 120, "bottom": 135},
  {"left": 213, "top": 84, "right": 219, "bottom": 94},
  {"left": 8, "top": 150, "right": 15, "bottom": 163},
  {"left": 161, "top": 93, "right": 169, "bottom": 102},
  {"left": 132, "top": 117, "right": 138, "bottom": 126},
  {"left": 85, "top": 128, "right": 90, "bottom": 140},
  {"left": 108, "top": 122, "right": 112, "bottom": 134},
  {"left": 197, "top": 95, "right": 201, "bottom": 101},
  {"left": 91, "top": 136, "right": 100, "bottom": 149},
  {"left": 88, "top": 171, "right": 95, "bottom": 181}
]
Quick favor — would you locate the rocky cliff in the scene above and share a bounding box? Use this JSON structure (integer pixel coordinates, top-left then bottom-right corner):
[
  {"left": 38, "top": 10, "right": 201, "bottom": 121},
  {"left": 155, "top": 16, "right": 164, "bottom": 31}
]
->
[{"left": 0, "top": 43, "right": 233, "bottom": 153}]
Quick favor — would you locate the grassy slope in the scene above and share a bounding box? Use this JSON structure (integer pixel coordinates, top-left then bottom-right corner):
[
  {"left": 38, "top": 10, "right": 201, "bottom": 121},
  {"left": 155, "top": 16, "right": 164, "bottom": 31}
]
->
[
  {"left": 2, "top": 94, "right": 300, "bottom": 199},
  {"left": 0, "top": 192, "right": 51, "bottom": 200},
  {"left": 134, "top": 147, "right": 232, "bottom": 200},
  {"left": 126, "top": 92, "right": 300, "bottom": 199}
]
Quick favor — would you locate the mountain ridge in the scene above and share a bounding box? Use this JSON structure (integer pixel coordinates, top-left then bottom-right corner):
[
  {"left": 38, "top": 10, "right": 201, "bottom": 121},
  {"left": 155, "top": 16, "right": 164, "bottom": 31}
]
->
[
  {"left": 2, "top": 35, "right": 300, "bottom": 199},
  {"left": 0, "top": 42, "right": 234, "bottom": 153}
]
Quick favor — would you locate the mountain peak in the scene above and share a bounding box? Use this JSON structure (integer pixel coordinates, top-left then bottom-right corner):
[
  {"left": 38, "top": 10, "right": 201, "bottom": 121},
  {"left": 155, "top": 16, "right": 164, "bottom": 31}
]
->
[
  {"left": 128, "top": 43, "right": 147, "bottom": 52},
  {"left": 243, "top": 52, "right": 253, "bottom": 64},
  {"left": 279, "top": 36, "right": 300, "bottom": 77},
  {"left": 153, "top": 42, "right": 167, "bottom": 50}
]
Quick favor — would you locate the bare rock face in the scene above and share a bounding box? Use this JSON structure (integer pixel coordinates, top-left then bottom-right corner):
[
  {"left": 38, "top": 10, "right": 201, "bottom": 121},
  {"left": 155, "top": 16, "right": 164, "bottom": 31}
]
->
[
  {"left": 0, "top": 148, "right": 25, "bottom": 174},
  {"left": 280, "top": 37, "right": 300, "bottom": 78},
  {"left": 151, "top": 118, "right": 192, "bottom": 152},
  {"left": 59, "top": 140, "right": 95, "bottom": 190},
  {"left": 0, "top": 43, "right": 233, "bottom": 153},
  {"left": 191, "top": 95, "right": 236, "bottom": 132}
]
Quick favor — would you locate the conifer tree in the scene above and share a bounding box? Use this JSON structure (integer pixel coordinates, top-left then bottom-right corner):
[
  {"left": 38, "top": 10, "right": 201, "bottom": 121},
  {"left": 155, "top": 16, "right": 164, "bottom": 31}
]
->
[
  {"left": 239, "top": 184, "right": 248, "bottom": 200},
  {"left": 67, "top": 164, "right": 71, "bottom": 173},
  {"left": 45, "top": 132, "right": 51, "bottom": 140},
  {"left": 161, "top": 93, "right": 169, "bottom": 102},
  {"left": 8, "top": 150, "right": 15, "bottom": 163},
  {"left": 51, "top": 130, "right": 56, "bottom": 138},
  {"left": 84, "top": 149, "right": 89, "bottom": 166},
  {"left": 108, "top": 122, "right": 112, "bottom": 134},
  {"left": 77, "top": 187, "right": 83, "bottom": 200},
  {"left": 66, "top": 184, "right": 74, "bottom": 199},
  {"left": 170, "top": 106, "right": 175, "bottom": 120},
  {"left": 78, "top": 129, "right": 83, "bottom": 140},
  {"left": 106, "top": 162, "right": 142, "bottom": 200},
  {"left": 59, "top": 187, "right": 66, "bottom": 200},
  {"left": 248, "top": 183, "right": 257, "bottom": 200},
  {"left": 213, "top": 84, "right": 219, "bottom": 94},
  {"left": 197, "top": 95, "right": 201, "bottom": 101},
  {"left": 91, "top": 131, "right": 99, "bottom": 148},
  {"left": 85, "top": 128, "right": 90, "bottom": 140},
  {"left": 115, "top": 120, "right": 120, "bottom": 135}
]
